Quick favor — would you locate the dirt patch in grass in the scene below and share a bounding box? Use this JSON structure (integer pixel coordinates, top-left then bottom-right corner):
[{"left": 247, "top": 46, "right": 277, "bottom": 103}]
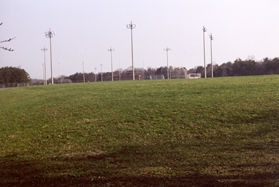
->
[{"left": 58, "top": 150, "right": 104, "bottom": 160}]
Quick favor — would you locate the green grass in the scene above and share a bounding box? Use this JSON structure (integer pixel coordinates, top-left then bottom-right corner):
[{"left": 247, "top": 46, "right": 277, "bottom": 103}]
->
[{"left": 0, "top": 75, "right": 279, "bottom": 185}]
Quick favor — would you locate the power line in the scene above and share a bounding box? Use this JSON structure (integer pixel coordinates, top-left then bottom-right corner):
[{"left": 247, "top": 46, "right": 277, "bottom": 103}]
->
[{"left": 127, "top": 21, "right": 136, "bottom": 80}]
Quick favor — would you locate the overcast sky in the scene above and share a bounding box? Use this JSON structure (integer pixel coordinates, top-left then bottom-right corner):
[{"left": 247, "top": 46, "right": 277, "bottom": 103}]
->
[{"left": 1, "top": 0, "right": 279, "bottom": 79}]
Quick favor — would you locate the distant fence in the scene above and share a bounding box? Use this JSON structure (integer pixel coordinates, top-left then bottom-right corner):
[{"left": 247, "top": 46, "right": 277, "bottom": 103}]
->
[
  {"left": 0, "top": 73, "right": 200, "bottom": 88},
  {"left": 0, "top": 83, "right": 30, "bottom": 88}
]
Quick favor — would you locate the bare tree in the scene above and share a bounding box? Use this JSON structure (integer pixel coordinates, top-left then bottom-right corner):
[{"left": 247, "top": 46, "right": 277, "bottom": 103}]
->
[{"left": 0, "top": 22, "right": 15, "bottom": 52}]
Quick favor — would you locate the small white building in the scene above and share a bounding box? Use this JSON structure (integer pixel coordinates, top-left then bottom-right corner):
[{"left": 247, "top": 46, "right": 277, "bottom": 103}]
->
[{"left": 187, "top": 73, "right": 201, "bottom": 79}]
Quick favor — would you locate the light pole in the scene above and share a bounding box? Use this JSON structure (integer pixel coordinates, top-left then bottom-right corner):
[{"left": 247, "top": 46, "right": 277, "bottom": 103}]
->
[
  {"left": 45, "top": 29, "right": 55, "bottom": 84},
  {"left": 127, "top": 21, "right": 136, "bottom": 80},
  {"left": 202, "top": 26, "right": 207, "bottom": 78},
  {"left": 41, "top": 47, "right": 48, "bottom": 85},
  {"left": 100, "top": 64, "right": 103, "bottom": 82},
  {"left": 209, "top": 33, "right": 214, "bottom": 78},
  {"left": 108, "top": 48, "right": 114, "bottom": 81},
  {"left": 118, "top": 61, "right": 121, "bottom": 81},
  {"left": 164, "top": 47, "right": 171, "bottom": 79},
  {"left": 82, "top": 61, "right": 85, "bottom": 83},
  {"left": 94, "top": 67, "right": 97, "bottom": 82}
]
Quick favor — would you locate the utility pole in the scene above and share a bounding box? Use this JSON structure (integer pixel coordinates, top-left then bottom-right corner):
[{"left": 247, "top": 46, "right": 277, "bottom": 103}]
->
[
  {"left": 100, "top": 64, "right": 103, "bottom": 82},
  {"left": 108, "top": 48, "right": 114, "bottom": 81},
  {"left": 45, "top": 29, "right": 55, "bottom": 84},
  {"left": 209, "top": 33, "right": 214, "bottom": 78},
  {"left": 127, "top": 21, "right": 136, "bottom": 80},
  {"left": 118, "top": 69, "right": 121, "bottom": 81},
  {"left": 41, "top": 47, "right": 48, "bottom": 85},
  {"left": 118, "top": 61, "right": 121, "bottom": 81},
  {"left": 82, "top": 61, "right": 85, "bottom": 83},
  {"left": 94, "top": 67, "right": 97, "bottom": 82},
  {"left": 164, "top": 47, "right": 171, "bottom": 79},
  {"left": 202, "top": 26, "right": 207, "bottom": 78}
]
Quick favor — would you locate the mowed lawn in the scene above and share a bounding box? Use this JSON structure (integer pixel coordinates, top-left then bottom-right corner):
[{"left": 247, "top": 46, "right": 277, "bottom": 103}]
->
[{"left": 0, "top": 76, "right": 279, "bottom": 185}]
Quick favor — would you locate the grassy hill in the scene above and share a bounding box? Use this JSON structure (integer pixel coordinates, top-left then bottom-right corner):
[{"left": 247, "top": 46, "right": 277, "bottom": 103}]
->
[{"left": 0, "top": 76, "right": 279, "bottom": 185}]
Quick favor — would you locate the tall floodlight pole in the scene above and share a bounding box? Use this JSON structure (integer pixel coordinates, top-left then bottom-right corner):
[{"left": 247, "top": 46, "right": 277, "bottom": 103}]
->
[
  {"left": 202, "top": 26, "right": 207, "bottom": 78},
  {"left": 45, "top": 29, "right": 55, "bottom": 84},
  {"left": 94, "top": 67, "right": 97, "bottom": 82},
  {"left": 118, "top": 61, "right": 121, "bottom": 81},
  {"left": 209, "top": 33, "right": 214, "bottom": 78},
  {"left": 108, "top": 48, "right": 114, "bottom": 81},
  {"left": 82, "top": 61, "right": 85, "bottom": 83},
  {"left": 41, "top": 47, "right": 48, "bottom": 85},
  {"left": 164, "top": 47, "right": 171, "bottom": 79},
  {"left": 127, "top": 21, "right": 136, "bottom": 80},
  {"left": 100, "top": 64, "right": 103, "bottom": 82}
]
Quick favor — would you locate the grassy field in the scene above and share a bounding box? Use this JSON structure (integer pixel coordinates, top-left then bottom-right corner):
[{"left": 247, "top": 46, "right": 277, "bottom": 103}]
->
[{"left": 0, "top": 75, "right": 279, "bottom": 185}]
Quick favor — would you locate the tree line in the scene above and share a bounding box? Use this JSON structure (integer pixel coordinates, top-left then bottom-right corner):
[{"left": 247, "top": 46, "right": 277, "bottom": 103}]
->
[
  {"left": 0, "top": 67, "right": 30, "bottom": 87},
  {"left": 65, "top": 66, "right": 187, "bottom": 83},
  {"left": 188, "top": 57, "right": 279, "bottom": 78},
  {"left": 1, "top": 57, "right": 279, "bottom": 86},
  {"left": 66, "top": 57, "right": 279, "bottom": 83}
]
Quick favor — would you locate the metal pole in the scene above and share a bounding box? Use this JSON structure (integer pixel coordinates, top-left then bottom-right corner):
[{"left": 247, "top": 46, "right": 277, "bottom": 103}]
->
[
  {"left": 49, "top": 37, "right": 53, "bottom": 84},
  {"left": 42, "top": 64, "right": 44, "bottom": 83},
  {"left": 167, "top": 49, "right": 169, "bottom": 79},
  {"left": 111, "top": 50, "right": 113, "bottom": 81},
  {"left": 131, "top": 28, "right": 135, "bottom": 80},
  {"left": 210, "top": 33, "right": 214, "bottom": 78},
  {"left": 127, "top": 21, "right": 136, "bottom": 80},
  {"left": 94, "top": 67, "right": 97, "bottom": 82},
  {"left": 164, "top": 48, "right": 171, "bottom": 79},
  {"left": 118, "top": 61, "right": 121, "bottom": 81},
  {"left": 45, "top": 29, "right": 55, "bottom": 84},
  {"left": 44, "top": 50, "right": 47, "bottom": 85},
  {"left": 203, "top": 26, "right": 207, "bottom": 79},
  {"left": 82, "top": 61, "right": 85, "bottom": 83},
  {"left": 108, "top": 48, "right": 114, "bottom": 81},
  {"left": 41, "top": 48, "right": 48, "bottom": 85},
  {"left": 119, "top": 69, "right": 121, "bottom": 81},
  {"left": 100, "top": 64, "right": 103, "bottom": 82}
]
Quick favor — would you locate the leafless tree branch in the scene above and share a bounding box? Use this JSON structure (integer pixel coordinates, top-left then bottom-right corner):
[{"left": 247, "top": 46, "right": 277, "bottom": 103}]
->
[{"left": 0, "top": 22, "right": 15, "bottom": 52}]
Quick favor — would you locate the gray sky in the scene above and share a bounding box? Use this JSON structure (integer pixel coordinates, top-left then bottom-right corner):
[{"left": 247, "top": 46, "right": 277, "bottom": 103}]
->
[{"left": 1, "top": 0, "right": 279, "bottom": 79}]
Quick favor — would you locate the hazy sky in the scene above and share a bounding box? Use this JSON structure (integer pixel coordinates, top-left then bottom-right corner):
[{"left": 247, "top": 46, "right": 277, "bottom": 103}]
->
[{"left": 1, "top": 0, "right": 279, "bottom": 79}]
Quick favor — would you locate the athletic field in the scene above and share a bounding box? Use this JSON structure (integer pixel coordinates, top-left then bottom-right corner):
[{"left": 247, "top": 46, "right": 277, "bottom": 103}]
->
[{"left": 0, "top": 76, "right": 278, "bottom": 185}]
